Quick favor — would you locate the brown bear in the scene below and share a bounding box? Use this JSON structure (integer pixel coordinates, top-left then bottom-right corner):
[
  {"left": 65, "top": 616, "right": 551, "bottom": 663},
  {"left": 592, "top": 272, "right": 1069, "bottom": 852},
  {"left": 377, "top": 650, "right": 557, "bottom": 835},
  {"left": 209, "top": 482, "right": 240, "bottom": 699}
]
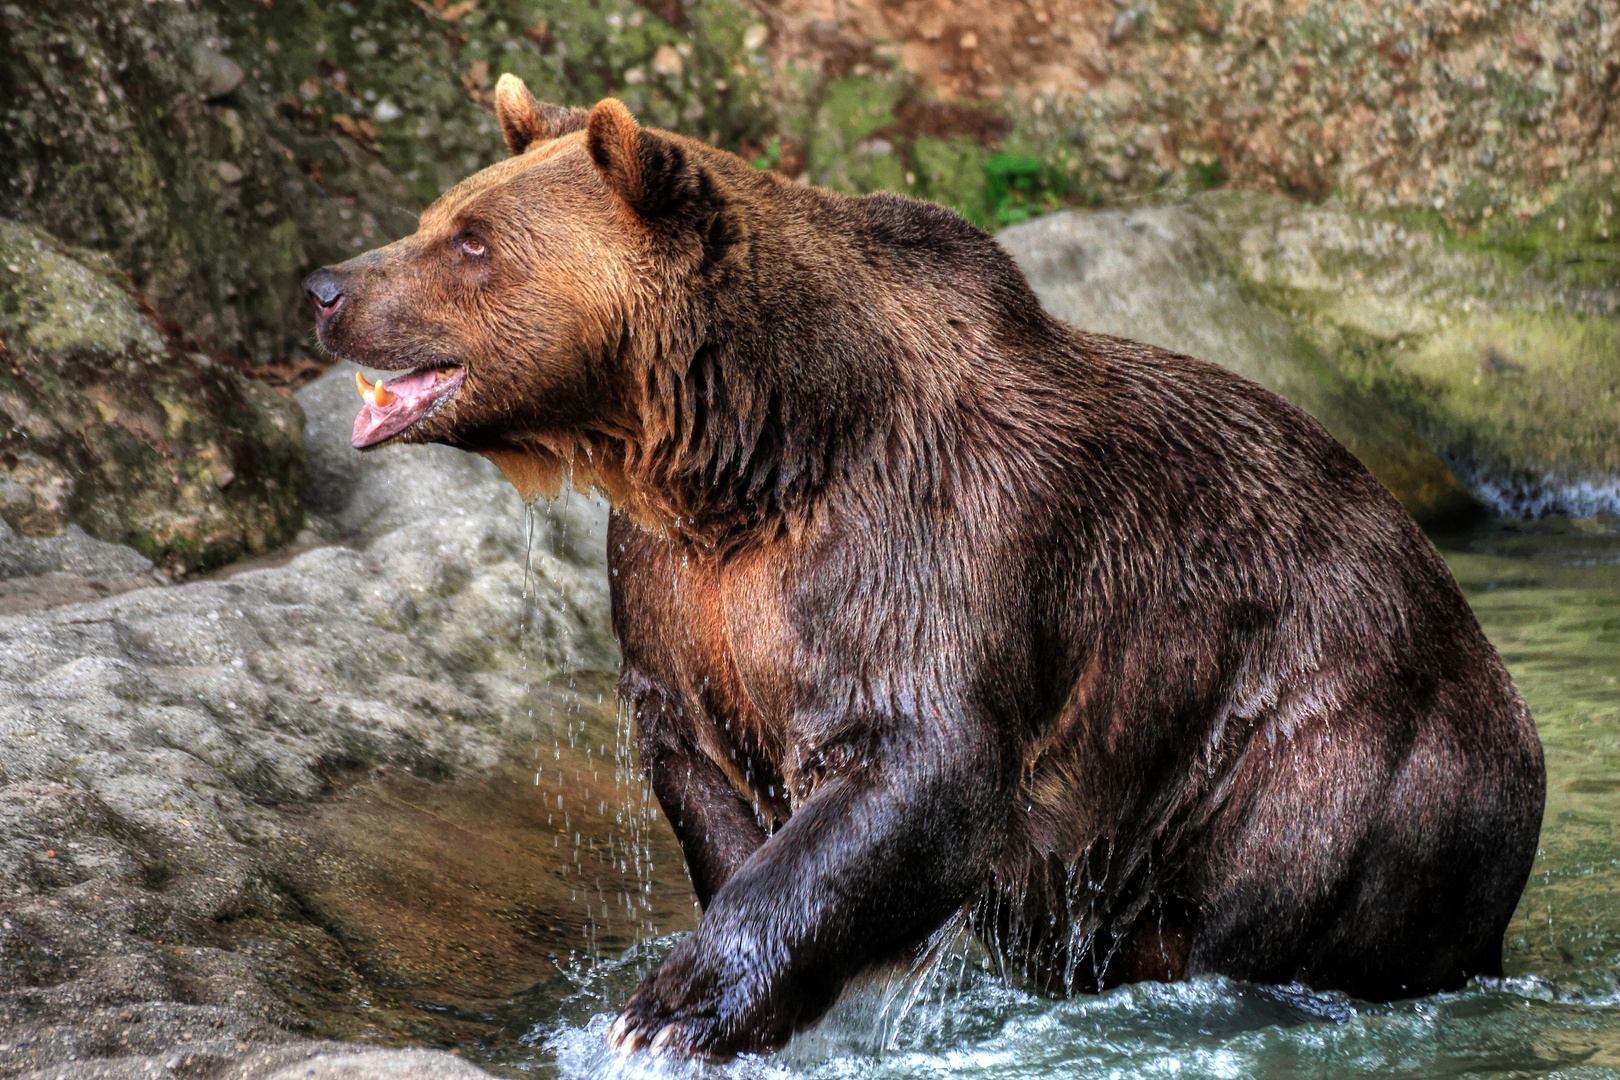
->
[{"left": 302, "top": 75, "right": 1546, "bottom": 1061}]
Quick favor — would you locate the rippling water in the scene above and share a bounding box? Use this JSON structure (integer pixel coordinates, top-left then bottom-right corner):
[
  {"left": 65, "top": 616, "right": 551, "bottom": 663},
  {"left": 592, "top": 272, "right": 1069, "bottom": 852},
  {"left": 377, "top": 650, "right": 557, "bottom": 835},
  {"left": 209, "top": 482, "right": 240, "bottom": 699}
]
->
[{"left": 488, "top": 518, "right": 1620, "bottom": 1079}]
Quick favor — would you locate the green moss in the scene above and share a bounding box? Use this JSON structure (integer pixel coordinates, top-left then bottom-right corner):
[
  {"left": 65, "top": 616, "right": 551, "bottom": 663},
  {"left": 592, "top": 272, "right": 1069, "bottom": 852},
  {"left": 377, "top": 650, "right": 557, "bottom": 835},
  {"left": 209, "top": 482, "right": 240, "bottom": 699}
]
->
[
  {"left": 1486, "top": 68, "right": 1552, "bottom": 132},
  {"left": 1404, "top": 311, "right": 1620, "bottom": 479},
  {"left": 1220, "top": 278, "right": 1482, "bottom": 528},
  {"left": 1323, "top": 306, "right": 1620, "bottom": 517},
  {"left": 805, "top": 74, "right": 904, "bottom": 194},
  {"left": 0, "top": 232, "right": 168, "bottom": 359},
  {"left": 1187, "top": 158, "right": 1226, "bottom": 193},
  {"left": 796, "top": 74, "right": 1068, "bottom": 229},
  {"left": 1374, "top": 178, "right": 1620, "bottom": 297},
  {"left": 910, "top": 135, "right": 993, "bottom": 216}
]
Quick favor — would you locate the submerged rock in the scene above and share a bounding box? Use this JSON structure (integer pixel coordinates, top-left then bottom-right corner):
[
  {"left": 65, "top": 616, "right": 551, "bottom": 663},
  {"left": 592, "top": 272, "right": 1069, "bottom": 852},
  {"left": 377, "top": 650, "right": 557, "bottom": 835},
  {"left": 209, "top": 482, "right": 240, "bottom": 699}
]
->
[
  {"left": 1000, "top": 208, "right": 1482, "bottom": 528},
  {"left": 0, "top": 219, "right": 306, "bottom": 572},
  {"left": 0, "top": 363, "right": 641, "bottom": 1077}
]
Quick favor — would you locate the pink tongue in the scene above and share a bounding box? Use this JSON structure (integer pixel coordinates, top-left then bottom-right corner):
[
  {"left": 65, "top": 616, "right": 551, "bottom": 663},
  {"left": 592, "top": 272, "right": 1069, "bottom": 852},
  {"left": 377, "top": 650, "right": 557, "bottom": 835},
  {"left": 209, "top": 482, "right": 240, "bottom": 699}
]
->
[{"left": 351, "top": 367, "right": 466, "bottom": 449}]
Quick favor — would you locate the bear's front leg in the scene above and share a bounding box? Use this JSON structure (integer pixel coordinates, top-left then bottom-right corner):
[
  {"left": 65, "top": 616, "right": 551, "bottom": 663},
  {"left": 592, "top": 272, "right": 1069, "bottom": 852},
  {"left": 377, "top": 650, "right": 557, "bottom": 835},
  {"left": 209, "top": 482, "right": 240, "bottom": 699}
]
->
[
  {"left": 629, "top": 674, "right": 769, "bottom": 907},
  {"left": 608, "top": 725, "right": 1005, "bottom": 1059}
]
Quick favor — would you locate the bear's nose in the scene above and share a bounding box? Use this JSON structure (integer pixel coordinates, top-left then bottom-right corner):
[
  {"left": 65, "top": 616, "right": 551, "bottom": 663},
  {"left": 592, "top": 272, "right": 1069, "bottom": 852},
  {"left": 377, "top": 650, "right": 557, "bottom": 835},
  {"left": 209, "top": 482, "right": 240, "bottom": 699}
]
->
[{"left": 302, "top": 268, "right": 345, "bottom": 322}]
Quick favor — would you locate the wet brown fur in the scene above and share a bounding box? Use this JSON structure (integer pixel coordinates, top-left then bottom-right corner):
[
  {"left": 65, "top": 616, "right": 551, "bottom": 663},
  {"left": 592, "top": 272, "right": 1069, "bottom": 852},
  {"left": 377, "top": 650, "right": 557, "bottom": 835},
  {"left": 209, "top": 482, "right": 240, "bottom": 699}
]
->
[{"left": 306, "top": 81, "right": 1546, "bottom": 1059}]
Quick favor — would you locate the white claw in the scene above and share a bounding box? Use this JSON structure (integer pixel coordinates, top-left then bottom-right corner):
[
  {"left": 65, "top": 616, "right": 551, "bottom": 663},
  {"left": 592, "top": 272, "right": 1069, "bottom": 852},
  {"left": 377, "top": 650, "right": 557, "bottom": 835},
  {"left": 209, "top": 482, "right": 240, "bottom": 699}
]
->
[
  {"left": 651, "top": 1024, "right": 679, "bottom": 1054},
  {"left": 607, "top": 1014, "right": 630, "bottom": 1049}
]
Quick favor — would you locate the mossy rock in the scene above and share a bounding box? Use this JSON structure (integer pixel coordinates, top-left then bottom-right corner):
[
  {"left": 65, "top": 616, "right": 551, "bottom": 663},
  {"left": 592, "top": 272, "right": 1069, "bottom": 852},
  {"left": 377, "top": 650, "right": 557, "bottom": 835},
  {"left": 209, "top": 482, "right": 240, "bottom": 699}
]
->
[
  {"left": 209, "top": 0, "right": 774, "bottom": 208},
  {"left": 1000, "top": 207, "right": 1481, "bottom": 529},
  {"left": 1194, "top": 189, "right": 1620, "bottom": 519},
  {"left": 0, "top": 0, "right": 421, "bottom": 367},
  {"left": 0, "top": 219, "right": 305, "bottom": 571}
]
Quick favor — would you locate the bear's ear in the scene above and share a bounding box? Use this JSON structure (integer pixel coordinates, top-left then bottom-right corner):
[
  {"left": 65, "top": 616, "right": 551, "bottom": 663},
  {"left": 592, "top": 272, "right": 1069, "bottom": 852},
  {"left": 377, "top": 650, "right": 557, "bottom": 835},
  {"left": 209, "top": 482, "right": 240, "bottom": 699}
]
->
[
  {"left": 586, "top": 98, "right": 687, "bottom": 218},
  {"left": 494, "top": 73, "right": 588, "bottom": 156}
]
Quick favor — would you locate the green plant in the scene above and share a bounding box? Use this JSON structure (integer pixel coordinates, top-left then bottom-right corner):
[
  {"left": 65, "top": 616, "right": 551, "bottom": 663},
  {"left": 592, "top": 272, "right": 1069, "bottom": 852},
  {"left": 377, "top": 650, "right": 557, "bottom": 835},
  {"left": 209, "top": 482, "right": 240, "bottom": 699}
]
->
[
  {"left": 980, "top": 153, "right": 1063, "bottom": 228},
  {"left": 1188, "top": 157, "right": 1226, "bottom": 192},
  {"left": 752, "top": 137, "right": 782, "bottom": 171}
]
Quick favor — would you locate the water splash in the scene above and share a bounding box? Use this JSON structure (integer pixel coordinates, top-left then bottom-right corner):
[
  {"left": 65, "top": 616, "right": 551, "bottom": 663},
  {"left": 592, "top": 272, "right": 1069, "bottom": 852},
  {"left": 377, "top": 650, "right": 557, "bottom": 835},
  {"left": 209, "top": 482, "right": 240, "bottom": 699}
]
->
[
  {"left": 1445, "top": 457, "right": 1620, "bottom": 522},
  {"left": 525, "top": 929, "right": 1620, "bottom": 1080}
]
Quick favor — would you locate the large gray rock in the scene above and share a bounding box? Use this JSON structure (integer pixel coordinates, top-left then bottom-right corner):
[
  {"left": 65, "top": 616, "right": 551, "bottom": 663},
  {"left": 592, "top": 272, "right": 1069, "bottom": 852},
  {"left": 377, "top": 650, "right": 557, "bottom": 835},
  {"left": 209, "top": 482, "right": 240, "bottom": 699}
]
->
[
  {"left": 0, "top": 363, "right": 614, "bottom": 1079},
  {"left": 999, "top": 206, "right": 1482, "bottom": 528},
  {"left": 14, "top": 1044, "right": 499, "bottom": 1079}
]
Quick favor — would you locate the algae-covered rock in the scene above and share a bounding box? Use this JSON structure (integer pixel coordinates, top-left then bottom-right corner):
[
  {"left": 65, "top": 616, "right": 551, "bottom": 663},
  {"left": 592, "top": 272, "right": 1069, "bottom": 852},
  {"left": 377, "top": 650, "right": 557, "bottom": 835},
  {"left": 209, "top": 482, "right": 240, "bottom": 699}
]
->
[
  {"left": 0, "top": 1, "right": 409, "bottom": 366},
  {"left": 1193, "top": 190, "right": 1620, "bottom": 519},
  {"left": 1000, "top": 208, "right": 1481, "bottom": 527},
  {"left": 0, "top": 219, "right": 305, "bottom": 571}
]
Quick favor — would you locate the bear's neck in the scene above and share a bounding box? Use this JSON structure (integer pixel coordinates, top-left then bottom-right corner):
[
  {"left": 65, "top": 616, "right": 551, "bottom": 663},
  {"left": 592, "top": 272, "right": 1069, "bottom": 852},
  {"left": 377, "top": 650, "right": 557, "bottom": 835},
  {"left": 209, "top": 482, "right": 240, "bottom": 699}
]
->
[
  {"left": 588, "top": 190, "right": 1065, "bottom": 554},
  {"left": 598, "top": 333, "right": 897, "bottom": 554}
]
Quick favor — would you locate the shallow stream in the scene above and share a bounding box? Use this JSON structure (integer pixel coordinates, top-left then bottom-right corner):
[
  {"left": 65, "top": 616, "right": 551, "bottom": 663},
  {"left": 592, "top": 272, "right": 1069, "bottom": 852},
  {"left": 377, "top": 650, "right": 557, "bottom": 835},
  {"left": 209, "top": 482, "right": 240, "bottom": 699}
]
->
[{"left": 469, "top": 518, "right": 1620, "bottom": 1079}]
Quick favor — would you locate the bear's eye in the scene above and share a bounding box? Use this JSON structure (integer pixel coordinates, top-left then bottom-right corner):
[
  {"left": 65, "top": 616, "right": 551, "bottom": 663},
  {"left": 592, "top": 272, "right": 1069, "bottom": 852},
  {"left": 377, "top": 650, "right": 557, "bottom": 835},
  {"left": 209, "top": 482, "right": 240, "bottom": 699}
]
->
[{"left": 459, "top": 238, "right": 487, "bottom": 258}]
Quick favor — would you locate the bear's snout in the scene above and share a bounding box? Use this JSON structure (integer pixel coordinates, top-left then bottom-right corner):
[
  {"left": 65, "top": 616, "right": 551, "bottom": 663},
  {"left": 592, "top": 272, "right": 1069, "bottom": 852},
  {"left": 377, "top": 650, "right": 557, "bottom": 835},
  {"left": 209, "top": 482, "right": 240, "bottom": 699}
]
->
[{"left": 302, "top": 268, "right": 345, "bottom": 325}]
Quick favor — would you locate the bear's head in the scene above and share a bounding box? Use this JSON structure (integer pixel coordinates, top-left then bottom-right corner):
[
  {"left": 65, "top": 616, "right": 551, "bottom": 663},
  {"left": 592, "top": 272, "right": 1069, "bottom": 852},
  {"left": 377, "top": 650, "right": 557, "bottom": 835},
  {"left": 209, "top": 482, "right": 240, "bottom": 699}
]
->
[
  {"left": 306, "top": 76, "right": 992, "bottom": 546},
  {"left": 303, "top": 76, "right": 776, "bottom": 522}
]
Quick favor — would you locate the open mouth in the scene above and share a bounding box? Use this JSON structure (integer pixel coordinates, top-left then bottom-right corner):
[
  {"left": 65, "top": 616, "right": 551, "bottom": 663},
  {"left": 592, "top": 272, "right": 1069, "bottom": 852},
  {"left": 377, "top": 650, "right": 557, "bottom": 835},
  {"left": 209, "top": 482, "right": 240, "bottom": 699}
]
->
[{"left": 351, "top": 366, "right": 467, "bottom": 450}]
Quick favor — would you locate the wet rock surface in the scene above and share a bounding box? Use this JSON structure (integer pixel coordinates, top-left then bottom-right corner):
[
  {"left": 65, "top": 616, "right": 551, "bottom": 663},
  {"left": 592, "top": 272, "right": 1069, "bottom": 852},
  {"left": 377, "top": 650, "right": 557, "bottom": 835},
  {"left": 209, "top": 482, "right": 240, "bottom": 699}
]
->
[
  {"left": 0, "top": 364, "right": 676, "bottom": 1079},
  {"left": 0, "top": 220, "right": 306, "bottom": 573}
]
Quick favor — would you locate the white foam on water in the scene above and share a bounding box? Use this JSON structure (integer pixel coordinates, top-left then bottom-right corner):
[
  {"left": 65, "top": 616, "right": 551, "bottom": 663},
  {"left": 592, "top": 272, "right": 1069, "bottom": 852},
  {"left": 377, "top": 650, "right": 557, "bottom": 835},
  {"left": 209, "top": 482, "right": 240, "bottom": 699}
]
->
[
  {"left": 1447, "top": 458, "right": 1620, "bottom": 522},
  {"left": 530, "top": 937, "right": 1620, "bottom": 1080}
]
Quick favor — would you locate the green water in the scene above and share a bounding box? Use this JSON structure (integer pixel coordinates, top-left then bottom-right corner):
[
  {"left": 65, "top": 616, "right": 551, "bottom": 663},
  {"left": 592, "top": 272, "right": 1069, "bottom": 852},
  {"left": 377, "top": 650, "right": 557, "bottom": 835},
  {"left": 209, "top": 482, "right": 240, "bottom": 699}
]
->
[
  {"left": 1452, "top": 521, "right": 1620, "bottom": 1012},
  {"left": 509, "top": 519, "right": 1620, "bottom": 1079}
]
